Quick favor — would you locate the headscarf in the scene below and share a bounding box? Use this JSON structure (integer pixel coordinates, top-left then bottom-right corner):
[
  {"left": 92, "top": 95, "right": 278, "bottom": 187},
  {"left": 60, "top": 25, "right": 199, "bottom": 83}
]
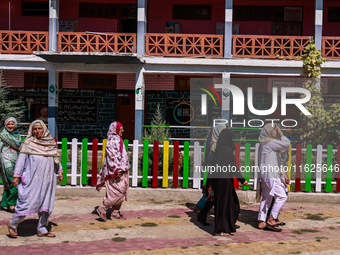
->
[
  {"left": 210, "top": 124, "right": 228, "bottom": 153},
  {"left": 0, "top": 117, "right": 21, "bottom": 151},
  {"left": 259, "top": 123, "right": 276, "bottom": 145},
  {"left": 215, "top": 128, "right": 236, "bottom": 151},
  {"left": 19, "top": 120, "right": 60, "bottom": 164},
  {"left": 96, "top": 122, "right": 130, "bottom": 191}
]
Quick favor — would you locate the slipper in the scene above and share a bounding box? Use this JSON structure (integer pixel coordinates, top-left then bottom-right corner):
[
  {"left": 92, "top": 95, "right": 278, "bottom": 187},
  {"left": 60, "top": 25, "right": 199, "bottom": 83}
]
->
[
  {"left": 193, "top": 205, "right": 200, "bottom": 214},
  {"left": 96, "top": 208, "right": 107, "bottom": 222},
  {"left": 37, "top": 232, "right": 56, "bottom": 237},
  {"left": 264, "top": 223, "right": 282, "bottom": 232},
  {"left": 7, "top": 221, "right": 18, "bottom": 238}
]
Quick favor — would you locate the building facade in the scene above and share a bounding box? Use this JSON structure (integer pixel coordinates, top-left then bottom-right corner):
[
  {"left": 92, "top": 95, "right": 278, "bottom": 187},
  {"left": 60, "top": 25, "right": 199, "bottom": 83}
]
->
[{"left": 0, "top": 0, "right": 339, "bottom": 142}]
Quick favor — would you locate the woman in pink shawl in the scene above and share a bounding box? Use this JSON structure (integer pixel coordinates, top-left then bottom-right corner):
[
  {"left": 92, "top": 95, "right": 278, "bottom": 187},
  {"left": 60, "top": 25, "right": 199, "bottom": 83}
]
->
[{"left": 96, "top": 122, "right": 130, "bottom": 221}]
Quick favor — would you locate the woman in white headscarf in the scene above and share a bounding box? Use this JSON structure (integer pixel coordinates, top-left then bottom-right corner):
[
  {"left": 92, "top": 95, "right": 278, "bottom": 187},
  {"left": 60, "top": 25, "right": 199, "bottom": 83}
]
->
[
  {"left": 96, "top": 121, "right": 130, "bottom": 221},
  {"left": 7, "top": 120, "right": 63, "bottom": 238},
  {"left": 257, "top": 123, "right": 290, "bottom": 232}
]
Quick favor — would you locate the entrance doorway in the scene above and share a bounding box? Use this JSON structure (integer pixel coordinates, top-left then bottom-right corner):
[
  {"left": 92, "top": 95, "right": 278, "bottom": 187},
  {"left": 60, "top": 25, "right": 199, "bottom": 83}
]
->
[{"left": 116, "top": 93, "right": 135, "bottom": 142}]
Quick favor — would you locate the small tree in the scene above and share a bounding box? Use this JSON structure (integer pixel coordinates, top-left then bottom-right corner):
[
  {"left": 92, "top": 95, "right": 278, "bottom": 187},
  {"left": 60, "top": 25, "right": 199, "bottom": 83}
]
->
[
  {"left": 144, "top": 104, "right": 170, "bottom": 144},
  {"left": 0, "top": 70, "right": 25, "bottom": 128},
  {"left": 300, "top": 43, "right": 340, "bottom": 147}
]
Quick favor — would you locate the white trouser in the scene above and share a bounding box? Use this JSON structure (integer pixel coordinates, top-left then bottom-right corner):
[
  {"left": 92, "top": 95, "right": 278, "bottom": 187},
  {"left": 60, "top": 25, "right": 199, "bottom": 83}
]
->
[
  {"left": 258, "top": 181, "right": 287, "bottom": 222},
  {"left": 10, "top": 212, "right": 50, "bottom": 234}
]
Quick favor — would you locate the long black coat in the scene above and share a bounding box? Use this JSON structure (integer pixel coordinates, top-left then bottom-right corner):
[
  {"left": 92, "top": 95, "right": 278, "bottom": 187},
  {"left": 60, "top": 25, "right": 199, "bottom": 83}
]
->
[{"left": 209, "top": 129, "right": 245, "bottom": 234}]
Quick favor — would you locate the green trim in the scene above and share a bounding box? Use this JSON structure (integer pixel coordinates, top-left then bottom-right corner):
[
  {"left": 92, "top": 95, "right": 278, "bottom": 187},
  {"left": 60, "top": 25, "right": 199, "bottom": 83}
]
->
[
  {"left": 142, "top": 140, "right": 149, "bottom": 187},
  {"left": 81, "top": 138, "right": 88, "bottom": 186},
  {"left": 326, "top": 145, "right": 333, "bottom": 193},
  {"left": 305, "top": 144, "right": 312, "bottom": 192},
  {"left": 183, "top": 141, "right": 189, "bottom": 188},
  {"left": 61, "top": 138, "right": 67, "bottom": 186},
  {"left": 243, "top": 143, "right": 250, "bottom": 190}
]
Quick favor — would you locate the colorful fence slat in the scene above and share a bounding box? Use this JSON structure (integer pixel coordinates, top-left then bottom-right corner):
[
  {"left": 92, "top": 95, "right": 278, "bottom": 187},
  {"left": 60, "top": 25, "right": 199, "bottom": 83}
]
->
[
  {"left": 337, "top": 146, "right": 340, "bottom": 193},
  {"left": 162, "top": 141, "right": 169, "bottom": 188},
  {"left": 142, "top": 140, "right": 149, "bottom": 187},
  {"left": 305, "top": 144, "right": 312, "bottom": 192},
  {"left": 316, "top": 145, "right": 323, "bottom": 192},
  {"left": 71, "top": 138, "right": 78, "bottom": 186},
  {"left": 91, "top": 139, "right": 98, "bottom": 186},
  {"left": 152, "top": 141, "right": 159, "bottom": 188},
  {"left": 243, "top": 143, "right": 250, "bottom": 190},
  {"left": 183, "top": 141, "right": 189, "bottom": 188},
  {"left": 81, "top": 138, "right": 88, "bottom": 186},
  {"left": 132, "top": 140, "right": 139, "bottom": 187},
  {"left": 102, "top": 139, "right": 107, "bottom": 164},
  {"left": 173, "top": 141, "right": 179, "bottom": 188},
  {"left": 326, "top": 145, "right": 333, "bottom": 192},
  {"left": 61, "top": 138, "right": 68, "bottom": 186},
  {"left": 234, "top": 142, "right": 240, "bottom": 189},
  {"left": 124, "top": 139, "right": 129, "bottom": 151},
  {"left": 295, "top": 144, "right": 302, "bottom": 192}
]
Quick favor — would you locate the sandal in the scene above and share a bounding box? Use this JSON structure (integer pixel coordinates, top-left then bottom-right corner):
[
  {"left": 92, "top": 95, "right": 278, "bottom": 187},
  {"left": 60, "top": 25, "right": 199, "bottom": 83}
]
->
[
  {"left": 110, "top": 212, "right": 126, "bottom": 220},
  {"left": 96, "top": 208, "right": 107, "bottom": 222},
  {"left": 275, "top": 219, "right": 286, "bottom": 226},
  {"left": 7, "top": 221, "right": 18, "bottom": 238},
  {"left": 264, "top": 223, "right": 282, "bottom": 232},
  {"left": 214, "top": 232, "right": 233, "bottom": 236},
  {"left": 37, "top": 232, "right": 56, "bottom": 237}
]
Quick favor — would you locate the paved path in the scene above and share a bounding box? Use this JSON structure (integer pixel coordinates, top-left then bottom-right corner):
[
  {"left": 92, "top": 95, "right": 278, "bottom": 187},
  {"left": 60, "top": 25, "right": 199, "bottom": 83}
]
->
[{"left": 1, "top": 195, "right": 340, "bottom": 254}]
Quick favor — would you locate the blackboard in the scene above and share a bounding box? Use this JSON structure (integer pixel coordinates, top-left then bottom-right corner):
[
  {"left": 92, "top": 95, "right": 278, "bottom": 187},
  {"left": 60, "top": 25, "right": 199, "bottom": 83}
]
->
[{"left": 58, "top": 97, "right": 97, "bottom": 123}]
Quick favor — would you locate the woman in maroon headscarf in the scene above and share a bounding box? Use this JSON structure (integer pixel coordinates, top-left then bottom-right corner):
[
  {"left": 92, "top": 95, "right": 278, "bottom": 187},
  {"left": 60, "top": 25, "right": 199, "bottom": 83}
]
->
[{"left": 96, "top": 122, "right": 130, "bottom": 221}]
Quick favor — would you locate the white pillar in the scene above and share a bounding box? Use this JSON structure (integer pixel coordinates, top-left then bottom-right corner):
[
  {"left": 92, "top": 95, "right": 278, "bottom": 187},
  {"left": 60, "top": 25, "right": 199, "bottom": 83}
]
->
[
  {"left": 137, "top": 0, "right": 147, "bottom": 55},
  {"left": 49, "top": 0, "right": 59, "bottom": 52},
  {"left": 48, "top": 69, "right": 58, "bottom": 138},
  {"left": 224, "top": 0, "right": 233, "bottom": 57},
  {"left": 314, "top": 0, "right": 323, "bottom": 51},
  {"left": 135, "top": 67, "right": 145, "bottom": 141}
]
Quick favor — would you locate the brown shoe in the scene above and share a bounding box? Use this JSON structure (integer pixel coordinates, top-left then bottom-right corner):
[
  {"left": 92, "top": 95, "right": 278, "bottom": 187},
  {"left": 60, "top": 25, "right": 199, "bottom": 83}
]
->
[{"left": 7, "top": 221, "right": 18, "bottom": 238}]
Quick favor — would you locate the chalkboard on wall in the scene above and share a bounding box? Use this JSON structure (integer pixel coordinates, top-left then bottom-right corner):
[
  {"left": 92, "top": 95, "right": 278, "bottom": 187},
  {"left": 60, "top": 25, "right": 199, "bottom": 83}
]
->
[{"left": 58, "top": 97, "right": 97, "bottom": 123}]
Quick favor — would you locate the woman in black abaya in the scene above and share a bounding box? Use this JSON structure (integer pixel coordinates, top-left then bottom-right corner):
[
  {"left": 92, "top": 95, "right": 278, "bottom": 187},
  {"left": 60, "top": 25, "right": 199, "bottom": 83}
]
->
[{"left": 210, "top": 129, "right": 249, "bottom": 236}]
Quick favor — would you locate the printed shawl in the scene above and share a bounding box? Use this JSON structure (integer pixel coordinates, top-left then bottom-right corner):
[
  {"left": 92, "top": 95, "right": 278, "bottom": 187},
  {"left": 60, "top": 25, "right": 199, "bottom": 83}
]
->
[
  {"left": 19, "top": 120, "right": 60, "bottom": 164},
  {"left": 96, "top": 122, "right": 130, "bottom": 191}
]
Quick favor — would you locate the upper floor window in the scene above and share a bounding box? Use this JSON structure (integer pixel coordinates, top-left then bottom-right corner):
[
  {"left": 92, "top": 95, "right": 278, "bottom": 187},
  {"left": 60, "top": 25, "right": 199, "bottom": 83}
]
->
[
  {"left": 173, "top": 5, "right": 212, "bottom": 20},
  {"left": 79, "top": 74, "right": 117, "bottom": 90},
  {"left": 21, "top": 1, "right": 49, "bottom": 17},
  {"left": 328, "top": 7, "right": 340, "bottom": 22}
]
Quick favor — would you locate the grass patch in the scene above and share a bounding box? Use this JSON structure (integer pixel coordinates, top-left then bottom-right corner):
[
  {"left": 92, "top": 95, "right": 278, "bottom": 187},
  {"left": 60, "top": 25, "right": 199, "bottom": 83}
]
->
[
  {"left": 62, "top": 241, "right": 69, "bottom": 243},
  {"left": 305, "top": 214, "right": 329, "bottom": 221},
  {"left": 115, "top": 233, "right": 119, "bottom": 236},
  {"left": 329, "top": 227, "right": 335, "bottom": 230},
  {"left": 100, "top": 227, "right": 109, "bottom": 230},
  {"left": 244, "top": 242, "right": 251, "bottom": 244},
  {"left": 89, "top": 223, "right": 95, "bottom": 225},
  {"left": 214, "top": 244, "right": 220, "bottom": 246},
  {"left": 195, "top": 244, "right": 203, "bottom": 246},
  {"left": 278, "top": 242, "right": 285, "bottom": 244},
  {"left": 117, "top": 226, "right": 125, "bottom": 229},
  {"left": 289, "top": 252, "right": 302, "bottom": 254},
  {"left": 141, "top": 222, "right": 158, "bottom": 227},
  {"left": 181, "top": 246, "right": 188, "bottom": 249},
  {"left": 315, "top": 237, "right": 328, "bottom": 240},
  {"left": 291, "top": 229, "right": 319, "bottom": 235},
  {"left": 168, "top": 215, "right": 181, "bottom": 218},
  {"left": 111, "top": 237, "right": 127, "bottom": 242}
]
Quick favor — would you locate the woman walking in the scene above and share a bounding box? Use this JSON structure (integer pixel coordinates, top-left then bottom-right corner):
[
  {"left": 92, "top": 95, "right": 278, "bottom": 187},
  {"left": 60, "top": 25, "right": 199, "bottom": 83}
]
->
[
  {"left": 96, "top": 122, "right": 130, "bottom": 221},
  {"left": 0, "top": 117, "right": 22, "bottom": 213},
  {"left": 257, "top": 123, "right": 290, "bottom": 232},
  {"left": 7, "top": 120, "right": 63, "bottom": 238},
  {"left": 210, "top": 128, "right": 248, "bottom": 236}
]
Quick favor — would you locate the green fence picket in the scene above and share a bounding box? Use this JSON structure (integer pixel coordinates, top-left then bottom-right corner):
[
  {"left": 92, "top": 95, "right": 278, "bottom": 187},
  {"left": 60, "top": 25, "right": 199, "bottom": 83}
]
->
[
  {"left": 81, "top": 138, "right": 88, "bottom": 185},
  {"left": 123, "top": 139, "right": 129, "bottom": 151},
  {"left": 305, "top": 144, "right": 312, "bottom": 192},
  {"left": 142, "top": 140, "right": 149, "bottom": 187},
  {"left": 244, "top": 143, "right": 250, "bottom": 190},
  {"left": 326, "top": 145, "right": 333, "bottom": 192},
  {"left": 61, "top": 138, "right": 68, "bottom": 185},
  {"left": 183, "top": 141, "right": 189, "bottom": 188}
]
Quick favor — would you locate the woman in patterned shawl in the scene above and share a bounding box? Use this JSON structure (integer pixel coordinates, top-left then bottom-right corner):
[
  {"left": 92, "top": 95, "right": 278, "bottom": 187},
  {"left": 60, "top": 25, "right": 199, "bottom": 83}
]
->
[
  {"left": 96, "top": 121, "right": 130, "bottom": 221},
  {"left": 0, "top": 117, "right": 22, "bottom": 213},
  {"left": 7, "top": 120, "right": 63, "bottom": 238}
]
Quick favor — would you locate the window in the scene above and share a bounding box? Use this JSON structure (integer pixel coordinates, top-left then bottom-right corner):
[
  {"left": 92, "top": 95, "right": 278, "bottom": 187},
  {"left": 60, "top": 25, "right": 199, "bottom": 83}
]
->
[
  {"left": 21, "top": 1, "right": 49, "bottom": 16},
  {"left": 24, "top": 72, "right": 63, "bottom": 88},
  {"left": 24, "top": 72, "right": 48, "bottom": 88},
  {"left": 328, "top": 7, "right": 340, "bottom": 22},
  {"left": 328, "top": 79, "right": 340, "bottom": 94},
  {"left": 173, "top": 5, "right": 212, "bottom": 20},
  {"left": 79, "top": 3, "right": 118, "bottom": 18},
  {"left": 79, "top": 74, "right": 117, "bottom": 89}
]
